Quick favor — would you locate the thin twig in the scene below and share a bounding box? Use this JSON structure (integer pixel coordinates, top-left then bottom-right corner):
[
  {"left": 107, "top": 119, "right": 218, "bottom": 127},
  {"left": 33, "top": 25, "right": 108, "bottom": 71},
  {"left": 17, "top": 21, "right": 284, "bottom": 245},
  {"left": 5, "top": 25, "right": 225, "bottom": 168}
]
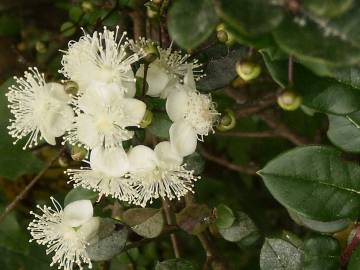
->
[
  {"left": 258, "top": 111, "right": 309, "bottom": 146},
  {"left": 217, "top": 130, "right": 277, "bottom": 138},
  {"left": 199, "top": 148, "right": 258, "bottom": 176},
  {"left": 162, "top": 198, "right": 181, "bottom": 258},
  {"left": 288, "top": 55, "right": 294, "bottom": 85},
  {"left": 0, "top": 149, "right": 64, "bottom": 224},
  {"left": 340, "top": 225, "right": 360, "bottom": 268},
  {"left": 129, "top": 9, "right": 146, "bottom": 39},
  {"left": 142, "top": 63, "right": 149, "bottom": 96},
  {"left": 235, "top": 95, "right": 277, "bottom": 118},
  {"left": 198, "top": 232, "right": 227, "bottom": 270}
]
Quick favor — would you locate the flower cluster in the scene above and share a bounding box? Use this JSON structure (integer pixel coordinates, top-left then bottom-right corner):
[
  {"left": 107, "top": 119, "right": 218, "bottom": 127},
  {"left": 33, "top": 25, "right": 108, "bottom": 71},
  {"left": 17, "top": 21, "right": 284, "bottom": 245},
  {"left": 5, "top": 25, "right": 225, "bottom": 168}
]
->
[{"left": 6, "top": 26, "right": 219, "bottom": 269}]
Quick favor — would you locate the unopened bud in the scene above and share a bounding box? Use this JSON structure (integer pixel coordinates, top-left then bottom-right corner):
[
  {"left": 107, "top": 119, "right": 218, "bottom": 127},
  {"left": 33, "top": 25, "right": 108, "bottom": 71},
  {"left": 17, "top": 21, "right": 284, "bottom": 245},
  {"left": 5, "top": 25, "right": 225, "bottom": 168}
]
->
[
  {"left": 17, "top": 42, "right": 26, "bottom": 52},
  {"left": 35, "top": 41, "right": 47, "bottom": 54},
  {"left": 64, "top": 80, "right": 79, "bottom": 95},
  {"left": 146, "top": 2, "right": 159, "bottom": 19},
  {"left": 71, "top": 145, "right": 88, "bottom": 161},
  {"left": 216, "top": 109, "right": 236, "bottom": 132},
  {"left": 277, "top": 90, "right": 302, "bottom": 111},
  {"left": 139, "top": 110, "right": 153, "bottom": 128},
  {"left": 216, "top": 24, "right": 235, "bottom": 46},
  {"left": 81, "top": 1, "right": 94, "bottom": 12},
  {"left": 143, "top": 43, "right": 159, "bottom": 63},
  {"left": 152, "top": 0, "right": 162, "bottom": 5},
  {"left": 236, "top": 61, "right": 261, "bottom": 81}
]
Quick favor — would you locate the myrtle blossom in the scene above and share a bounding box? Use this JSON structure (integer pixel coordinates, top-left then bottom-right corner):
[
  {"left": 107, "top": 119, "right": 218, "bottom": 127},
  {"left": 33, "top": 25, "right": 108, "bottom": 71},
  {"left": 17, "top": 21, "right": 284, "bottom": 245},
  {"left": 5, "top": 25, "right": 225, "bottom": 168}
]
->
[
  {"left": 60, "top": 26, "right": 143, "bottom": 97},
  {"left": 63, "top": 85, "right": 146, "bottom": 149},
  {"left": 166, "top": 68, "right": 219, "bottom": 157},
  {"left": 130, "top": 37, "right": 204, "bottom": 98},
  {"left": 6, "top": 67, "right": 74, "bottom": 149},
  {"left": 127, "top": 142, "right": 200, "bottom": 207},
  {"left": 28, "top": 198, "right": 100, "bottom": 270},
  {"left": 66, "top": 147, "right": 137, "bottom": 202}
]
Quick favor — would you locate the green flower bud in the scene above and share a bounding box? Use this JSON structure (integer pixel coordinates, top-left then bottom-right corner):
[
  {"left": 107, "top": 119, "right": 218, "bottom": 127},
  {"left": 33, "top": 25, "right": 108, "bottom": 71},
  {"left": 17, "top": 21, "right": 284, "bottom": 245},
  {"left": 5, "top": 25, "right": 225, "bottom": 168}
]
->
[
  {"left": 216, "top": 109, "right": 236, "bottom": 132},
  {"left": 64, "top": 80, "right": 79, "bottom": 95},
  {"left": 235, "top": 61, "right": 261, "bottom": 81},
  {"left": 143, "top": 43, "right": 159, "bottom": 63},
  {"left": 71, "top": 145, "right": 88, "bottom": 161},
  {"left": 35, "top": 41, "right": 47, "bottom": 54},
  {"left": 216, "top": 24, "right": 235, "bottom": 46},
  {"left": 152, "top": 0, "right": 162, "bottom": 5},
  {"left": 277, "top": 90, "right": 302, "bottom": 111},
  {"left": 139, "top": 110, "right": 153, "bottom": 128},
  {"left": 146, "top": 2, "right": 159, "bottom": 19},
  {"left": 81, "top": 1, "right": 94, "bottom": 12}
]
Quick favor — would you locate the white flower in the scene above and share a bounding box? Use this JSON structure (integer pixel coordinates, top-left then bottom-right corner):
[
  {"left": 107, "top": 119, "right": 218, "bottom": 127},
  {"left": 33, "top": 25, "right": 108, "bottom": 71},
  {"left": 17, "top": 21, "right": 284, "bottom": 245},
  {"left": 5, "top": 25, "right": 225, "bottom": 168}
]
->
[
  {"left": 6, "top": 67, "right": 74, "bottom": 149},
  {"left": 127, "top": 142, "right": 200, "bottom": 207},
  {"left": 28, "top": 198, "right": 100, "bottom": 270},
  {"left": 166, "top": 69, "right": 219, "bottom": 156},
  {"left": 66, "top": 147, "right": 137, "bottom": 202},
  {"left": 60, "top": 26, "right": 142, "bottom": 97},
  {"left": 131, "top": 38, "right": 203, "bottom": 98},
  {"left": 64, "top": 85, "right": 146, "bottom": 149}
]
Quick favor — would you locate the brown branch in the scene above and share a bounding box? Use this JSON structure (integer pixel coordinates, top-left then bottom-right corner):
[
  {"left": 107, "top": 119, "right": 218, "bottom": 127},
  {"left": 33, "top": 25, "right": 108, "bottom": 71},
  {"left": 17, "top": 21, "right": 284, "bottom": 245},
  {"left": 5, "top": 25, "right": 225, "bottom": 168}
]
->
[
  {"left": 129, "top": 10, "right": 146, "bottom": 39},
  {"left": 162, "top": 198, "right": 181, "bottom": 258},
  {"left": 224, "top": 87, "right": 248, "bottom": 105},
  {"left": 340, "top": 225, "right": 360, "bottom": 268},
  {"left": 235, "top": 95, "right": 277, "bottom": 118},
  {"left": 217, "top": 130, "right": 277, "bottom": 138},
  {"left": 0, "top": 149, "right": 64, "bottom": 224},
  {"left": 258, "top": 111, "right": 309, "bottom": 146},
  {"left": 198, "top": 232, "right": 227, "bottom": 270},
  {"left": 199, "top": 148, "right": 258, "bottom": 176}
]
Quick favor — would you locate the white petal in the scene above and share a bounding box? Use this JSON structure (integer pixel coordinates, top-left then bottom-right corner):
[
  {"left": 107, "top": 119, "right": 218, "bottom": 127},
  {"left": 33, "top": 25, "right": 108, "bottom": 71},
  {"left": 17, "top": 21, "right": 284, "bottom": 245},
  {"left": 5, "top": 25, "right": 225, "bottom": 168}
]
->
[
  {"left": 39, "top": 124, "right": 56, "bottom": 145},
  {"left": 127, "top": 145, "right": 158, "bottom": 173},
  {"left": 166, "top": 87, "right": 188, "bottom": 122},
  {"left": 122, "top": 98, "right": 146, "bottom": 126},
  {"left": 154, "top": 141, "right": 183, "bottom": 166},
  {"left": 160, "top": 79, "right": 179, "bottom": 99},
  {"left": 48, "top": 82, "right": 70, "bottom": 103},
  {"left": 77, "top": 114, "right": 99, "bottom": 148},
  {"left": 122, "top": 70, "right": 136, "bottom": 98},
  {"left": 184, "top": 66, "right": 196, "bottom": 90},
  {"left": 90, "top": 146, "right": 129, "bottom": 177},
  {"left": 137, "top": 62, "right": 171, "bottom": 97},
  {"left": 63, "top": 200, "right": 93, "bottom": 228},
  {"left": 46, "top": 105, "right": 74, "bottom": 137},
  {"left": 87, "top": 81, "right": 124, "bottom": 104},
  {"left": 78, "top": 216, "right": 100, "bottom": 242},
  {"left": 169, "top": 121, "right": 197, "bottom": 157}
]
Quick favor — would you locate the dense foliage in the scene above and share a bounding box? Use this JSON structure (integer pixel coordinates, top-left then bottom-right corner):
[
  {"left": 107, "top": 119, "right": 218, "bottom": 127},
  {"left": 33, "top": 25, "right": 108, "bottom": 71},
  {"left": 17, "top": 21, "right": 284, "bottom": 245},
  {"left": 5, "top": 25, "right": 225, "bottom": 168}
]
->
[{"left": 1, "top": 0, "right": 360, "bottom": 269}]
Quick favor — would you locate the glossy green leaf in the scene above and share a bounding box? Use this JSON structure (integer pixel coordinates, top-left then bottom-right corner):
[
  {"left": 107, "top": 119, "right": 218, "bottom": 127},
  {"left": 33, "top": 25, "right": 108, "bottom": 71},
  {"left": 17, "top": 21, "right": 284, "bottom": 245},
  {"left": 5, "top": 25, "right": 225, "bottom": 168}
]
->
[
  {"left": 183, "top": 152, "right": 205, "bottom": 175},
  {"left": 155, "top": 258, "right": 197, "bottom": 270},
  {"left": 219, "top": 211, "right": 259, "bottom": 242},
  {"left": 215, "top": 204, "right": 235, "bottom": 229},
  {"left": 303, "top": 0, "right": 353, "bottom": 18},
  {"left": 259, "top": 146, "right": 360, "bottom": 221},
  {"left": 260, "top": 238, "right": 303, "bottom": 270},
  {"left": 327, "top": 111, "right": 360, "bottom": 153},
  {"left": 63, "top": 187, "right": 98, "bottom": 206},
  {"left": 148, "top": 112, "right": 172, "bottom": 139},
  {"left": 123, "top": 208, "right": 164, "bottom": 238},
  {"left": 303, "top": 235, "right": 340, "bottom": 270},
  {"left": 168, "top": 0, "right": 218, "bottom": 49},
  {"left": 273, "top": 12, "right": 360, "bottom": 66},
  {"left": 176, "top": 204, "right": 210, "bottom": 235},
  {"left": 218, "top": 0, "right": 284, "bottom": 36}
]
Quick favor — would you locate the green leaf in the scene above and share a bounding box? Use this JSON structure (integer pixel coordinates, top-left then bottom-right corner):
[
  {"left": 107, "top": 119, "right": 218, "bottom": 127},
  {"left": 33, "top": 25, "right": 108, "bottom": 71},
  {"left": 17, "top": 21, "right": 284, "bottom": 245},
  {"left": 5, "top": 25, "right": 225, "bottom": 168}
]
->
[
  {"left": 86, "top": 218, "right": 128, "bottom": 261},
  {"left": 197, "top": 46, "right": 246, "bottom": 91},
  {"left": 215, "top": 204, "right": 235, "bottom": 229},
  {"left": 183, "top": 152, "right": 205, "bottom": 175},
  {"left": 289, "top": 210, "right": 350, "bottom": 233},
  {"left": 303, "top": 235, "right": 341, "bottom": 270},
  {"left": 167, "top": 0, "right": 218, "bottom": 49},
  {"left": 155, "top": 258, "right": 197, "bottom": 270},
  {"left": 260, "top": 238, "right": 303, "bottom": 270},
  {"left": 148, "top": 112, "right": 172, "bottom": 139},
  {"left": 0, "top": 15, "right": 21, "bottom": 36},
  {"left": 176, "top": 204, "right": 210, "bottom": 235},
  {"left": 63, "top": 187, "right": 98, "bottom": 206},
  {"left": 218, "top": 211, "right": 259, "bottom": 243},
  {"left": 218, "top": 0, "right": 284, "bottom": 36},
  {"left": 349, "top": 244, "right": 360, "bottom": 270},
  {"left": 327, "top": 112, "right": 360, "bottom": 153},
  {"left": 259, "top": 145, "right": 360, "bottom": 221},
  {"left": 123, "top": 208, "right": 164, "bottom": 238},
  {"left": 0, "top": 79, "right": 44, "bottom": 180},
  {"left": 273, "top": 12, "right": 360, "bottom": 67},
  {"left": 60, "top": 21, "right": 76, "bottom": 37},
  {"left": 303, "top": 0, "right": 353, "bottom": 18}
]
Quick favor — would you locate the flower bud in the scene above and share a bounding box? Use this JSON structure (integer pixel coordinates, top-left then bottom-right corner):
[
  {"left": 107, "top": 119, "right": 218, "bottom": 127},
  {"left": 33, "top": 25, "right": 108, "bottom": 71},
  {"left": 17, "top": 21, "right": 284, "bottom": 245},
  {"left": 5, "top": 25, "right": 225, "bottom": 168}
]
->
[
  {"left": 277, "top": 90, "right": 302, "bottom": 111},
  {"left": 17, "top": 42, "right": 26, "bottom": 52},
  {"left": 143, "top": 43, "right": 159, "bottom": 64},
  {"left": 64, "top": 80, "right": 79, "bottom": 95},
  {"left": 71, "top": 145, "right": 88, "bottom": 161},
  {"left": 216, "top": 24, "right": 235, "bottom": 46},
  {"left": 152, "top": 0, "right": 162, "bottom": 5},
  {"left": 139, "top": 109, "right": 153, "bottom": 128},
  {"left": 216, "top": 109, "right": 236, "bottom": 132},
  {"left": 146, "top": 2, "right": 159, "bottom": 19},
  {"left": 81, "top": 1, "right": 93, "bottom": 12},
  {"left": 235, "top": 61, "right": 261, "bottom": 81},
  {"left": 35, "top": 41, "right": 47, "bottom": 54}
]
